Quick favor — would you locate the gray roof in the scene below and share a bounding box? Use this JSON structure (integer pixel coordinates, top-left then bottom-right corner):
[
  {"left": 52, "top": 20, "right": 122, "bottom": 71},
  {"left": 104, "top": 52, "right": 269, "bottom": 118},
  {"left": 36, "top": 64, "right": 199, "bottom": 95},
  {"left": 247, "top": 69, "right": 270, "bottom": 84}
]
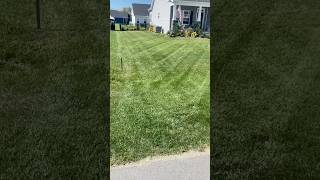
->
[
  {"left": 110, "top": 10, "right": 129, "bottom": 18},
  {"left": 132, "top": 3, "right": 150, "bottom": 16}
]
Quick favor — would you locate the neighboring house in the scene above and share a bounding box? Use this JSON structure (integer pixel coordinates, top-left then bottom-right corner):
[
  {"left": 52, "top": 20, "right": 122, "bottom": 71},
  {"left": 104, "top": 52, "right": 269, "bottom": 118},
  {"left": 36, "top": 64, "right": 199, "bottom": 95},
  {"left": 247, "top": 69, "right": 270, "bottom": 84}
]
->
[
  {"left": 131, "top": 3, "right": 151, "bottom": 25},
  {"left": 149, "top": 0, "right": 210, "bottom": 33},
  {"left": 110, "top": 10, "right": 130, "bottom": 24},
  {"left": 110, "top": 15, "right": 115, "bottom": 23}
]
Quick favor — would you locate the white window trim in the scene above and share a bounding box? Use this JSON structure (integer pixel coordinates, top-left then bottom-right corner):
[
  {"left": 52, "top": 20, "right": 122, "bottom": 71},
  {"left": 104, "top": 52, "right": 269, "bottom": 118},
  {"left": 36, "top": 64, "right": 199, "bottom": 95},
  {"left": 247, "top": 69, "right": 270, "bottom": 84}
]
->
[{"left": 182, "top": 10, "right": 191, "bottom": 25}]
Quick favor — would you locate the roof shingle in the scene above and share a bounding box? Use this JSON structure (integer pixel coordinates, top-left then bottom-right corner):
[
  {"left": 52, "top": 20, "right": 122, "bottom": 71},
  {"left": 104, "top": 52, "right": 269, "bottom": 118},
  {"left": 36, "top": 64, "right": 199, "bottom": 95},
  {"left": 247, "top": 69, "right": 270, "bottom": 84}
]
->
[
  {"left": 110, "top": 10, "right": 129, "bottom": 18},
  {"left": 132, "top": 3, "right": 150, "bottom": 16}
]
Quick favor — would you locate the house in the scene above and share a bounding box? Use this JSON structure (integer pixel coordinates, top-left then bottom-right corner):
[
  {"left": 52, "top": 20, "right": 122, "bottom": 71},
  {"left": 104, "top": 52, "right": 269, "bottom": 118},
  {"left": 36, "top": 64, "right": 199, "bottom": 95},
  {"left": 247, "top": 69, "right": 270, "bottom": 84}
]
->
[
  {"left": 110, "top": 10, "right": 130, "bottom": 24},
  {"left": 110, "top": 15, "right": 115, "bottom": 24},
  {"left": 131, "top": 3, "right": 151, "bottom": 25},
  {"left": 149, "top": 0, "right": 210, "bottom": 33}
]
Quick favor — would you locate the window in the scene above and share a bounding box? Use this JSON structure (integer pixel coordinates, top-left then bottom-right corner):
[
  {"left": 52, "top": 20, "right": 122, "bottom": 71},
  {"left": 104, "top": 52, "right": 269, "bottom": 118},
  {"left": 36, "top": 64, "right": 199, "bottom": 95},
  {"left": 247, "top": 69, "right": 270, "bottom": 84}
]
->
[
  {"left": 182, "top": 10, "right": 191, "bottom": 25},
  {"left": 158, "top": 13, "right": 160, "bottom": 19}
]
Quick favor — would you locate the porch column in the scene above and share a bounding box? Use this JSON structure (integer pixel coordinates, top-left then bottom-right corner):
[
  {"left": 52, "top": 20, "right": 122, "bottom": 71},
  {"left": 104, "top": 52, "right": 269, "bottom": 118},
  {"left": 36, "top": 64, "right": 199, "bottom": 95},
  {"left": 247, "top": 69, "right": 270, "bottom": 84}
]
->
[
  {"left": 197, "top": 6, "right": 202, "bottom": 22},
  {"left": 171, "top": 4, "right": 177, "bottom": 30}
]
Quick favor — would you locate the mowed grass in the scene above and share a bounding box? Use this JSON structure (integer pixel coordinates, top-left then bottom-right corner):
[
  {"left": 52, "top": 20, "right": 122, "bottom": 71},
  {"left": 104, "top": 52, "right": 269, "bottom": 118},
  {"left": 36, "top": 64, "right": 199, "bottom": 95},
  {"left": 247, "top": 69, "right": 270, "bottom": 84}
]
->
[
  {"left": 1, "top": 1, "right": 108, "bottom": 178},
  {"left": 110, "top": 31, "right": 210, "bottom": 165},
  {"left": 212, "top": 0, "right": 320, "bottom": 178}
]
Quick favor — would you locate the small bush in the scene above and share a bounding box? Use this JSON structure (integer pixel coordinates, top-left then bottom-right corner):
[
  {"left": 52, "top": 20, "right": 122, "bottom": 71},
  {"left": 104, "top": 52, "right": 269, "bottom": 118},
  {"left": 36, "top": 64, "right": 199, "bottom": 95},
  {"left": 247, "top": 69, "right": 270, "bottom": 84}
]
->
[
  {"left": 171, "top": 20, "right": 180, "bottom": 37},
  {"left": 168, "top": 21, "right": 190, "bottom": 37},
  {"left": 121, "top": 25, "right": 128, "bottom": 31},
  {"left": 184, "top": 27, "right": 194, "bottom": 37},
  {"left": 140, "top": 26, "right": 146, "bottom": 31},
  {"left": 191, "top": 32, "right": 198, "bottom": 38},
  {"left": 115, "top": 23, "right": 121, "bottom": 31},
  {"left": 179, "top": 29, "right": 185, "bottom": 37},
  {"left": 192, "top": 22, "right": 203, "bottom": 37},
  {"left": 141, "top": 23, "right": 148, "bottom": 31},
  {"left": 148, "top": 25, "right": 155, "bottom": 32},
  {"left": 127, "top": 24, "right": 136, "bottom": 31},
  {"left": 136, "top": 24, "right": 147, "bottom": 31},
  {"left": 164, "top": 22, "right": 207, "bottom": 38}
]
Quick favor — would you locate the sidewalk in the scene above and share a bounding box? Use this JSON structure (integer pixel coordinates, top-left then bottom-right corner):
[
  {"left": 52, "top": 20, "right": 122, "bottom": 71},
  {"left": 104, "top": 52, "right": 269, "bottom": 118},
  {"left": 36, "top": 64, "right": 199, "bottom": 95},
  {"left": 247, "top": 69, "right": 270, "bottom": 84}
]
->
[{"left": 110, "top": 150, "right": 210, "bottom": 180}]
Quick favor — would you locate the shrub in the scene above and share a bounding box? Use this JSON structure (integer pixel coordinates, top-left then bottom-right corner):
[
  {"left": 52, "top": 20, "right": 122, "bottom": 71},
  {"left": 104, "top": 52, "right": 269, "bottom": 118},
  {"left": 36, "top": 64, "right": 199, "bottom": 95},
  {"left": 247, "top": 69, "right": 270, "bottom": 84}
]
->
[
  {"left": 127, "top": 24, "right": 136, "bottom": 31},
  {"left": 171, "top": 20, "right": 180, "bottom": 37},
  {"left": 191, "top": 32, "right": 198, "bottom": 38},
  {"left": 168, "top": 21, "right": 207, "bottom": 38},
  {"left": 115, "top": 23, "right": 121, "bottom": 31},
  {"left": 167, "top": 29, "right": 173, "bottom": 37},
  {"left": 136, "top": 23, "right": 147, "bottom": 31},
  {"left": 140, "top": 26, "right": 146, "bottom": 31},
  {"left": 168, "top": 21, "right": 188, "bottom": 37},
  {"left": 192, "top": 22, "right": 202, "bottom": 37},
  {"left": 148, "top": 25, "right": 155, "bottom": 32},
  {"left": 184, "top": 27, "right": 194, "bottom": 37},
  {"left": 140, "top": 23, "right": 147, "bottom": 31},
  {"left": 179, "top": 29, "right": 185, "bottom": 37},
  {"left": 121, "top": 25, "right": 128, "bottom": 31},
  {"left": 168, "top": 31, "right": 175, "bottom": 37}
]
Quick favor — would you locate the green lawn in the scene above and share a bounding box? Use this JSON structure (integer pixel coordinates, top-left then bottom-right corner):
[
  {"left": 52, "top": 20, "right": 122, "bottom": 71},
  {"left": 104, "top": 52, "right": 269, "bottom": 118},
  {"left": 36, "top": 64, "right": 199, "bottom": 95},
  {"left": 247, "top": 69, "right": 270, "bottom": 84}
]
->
[
  {"left": 110, "top": 31, "right": 210, "bottom": 165},
  {"left": 212, "top": 1, "right": 320, "bottom": 178},
  {"left": 1, "top": 1, "right": 108, "bottom": 178}
]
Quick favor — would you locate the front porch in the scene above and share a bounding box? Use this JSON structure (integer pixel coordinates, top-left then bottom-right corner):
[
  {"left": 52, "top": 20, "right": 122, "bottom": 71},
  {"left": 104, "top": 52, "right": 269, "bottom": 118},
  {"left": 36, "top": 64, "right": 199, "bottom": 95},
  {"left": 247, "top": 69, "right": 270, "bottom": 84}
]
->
[{"left": 170, "top": 0, "right": 210, "bottom": 32}]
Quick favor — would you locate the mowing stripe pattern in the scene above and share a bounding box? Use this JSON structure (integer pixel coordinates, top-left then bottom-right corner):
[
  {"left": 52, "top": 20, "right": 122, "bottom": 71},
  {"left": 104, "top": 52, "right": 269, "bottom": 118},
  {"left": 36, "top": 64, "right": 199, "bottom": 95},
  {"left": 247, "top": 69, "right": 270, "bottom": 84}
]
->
[{"left": 110, "top": 32, "right": 210, "bottom": 165}]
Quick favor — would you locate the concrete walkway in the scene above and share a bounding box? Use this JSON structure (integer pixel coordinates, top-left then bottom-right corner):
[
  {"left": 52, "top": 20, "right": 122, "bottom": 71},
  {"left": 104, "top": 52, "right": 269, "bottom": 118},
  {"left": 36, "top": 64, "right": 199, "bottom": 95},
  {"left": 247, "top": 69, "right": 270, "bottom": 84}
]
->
[{"left": 111, "top": 150, "right": 210, "bottom": 180}]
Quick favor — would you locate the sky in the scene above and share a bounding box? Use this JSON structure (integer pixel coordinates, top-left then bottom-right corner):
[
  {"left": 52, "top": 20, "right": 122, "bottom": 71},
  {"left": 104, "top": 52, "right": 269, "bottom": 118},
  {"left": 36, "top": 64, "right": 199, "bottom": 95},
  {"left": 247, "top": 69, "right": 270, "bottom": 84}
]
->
[{"left": 111, "top": 0, "right": 151, "bottom": 10}]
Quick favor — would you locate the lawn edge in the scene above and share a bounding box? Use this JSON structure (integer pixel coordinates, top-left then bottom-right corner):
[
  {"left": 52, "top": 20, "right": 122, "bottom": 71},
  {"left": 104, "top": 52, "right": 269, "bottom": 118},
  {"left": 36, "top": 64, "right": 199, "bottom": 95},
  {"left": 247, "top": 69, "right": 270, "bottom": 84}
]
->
[{"left": 111, "top": 146, "right": 210, "bottom": 169}]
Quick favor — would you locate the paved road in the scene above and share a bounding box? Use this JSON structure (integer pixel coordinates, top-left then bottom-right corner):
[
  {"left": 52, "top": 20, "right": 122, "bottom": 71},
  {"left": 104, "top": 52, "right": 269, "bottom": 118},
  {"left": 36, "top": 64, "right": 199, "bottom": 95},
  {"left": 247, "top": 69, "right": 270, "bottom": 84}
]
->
[{"left": 111, "top": 151, "right": 210, "bottom": 180}]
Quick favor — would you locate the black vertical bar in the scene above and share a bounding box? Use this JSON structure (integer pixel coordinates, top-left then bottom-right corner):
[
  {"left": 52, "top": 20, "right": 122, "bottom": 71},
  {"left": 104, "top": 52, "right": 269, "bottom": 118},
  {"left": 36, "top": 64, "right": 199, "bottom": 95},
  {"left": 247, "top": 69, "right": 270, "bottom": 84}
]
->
[
  {"left": 120, "top": 57, "right": 123, "bottom": 71},
  {"left": 36, "top": 0, "right": 41, "bottom": 29}
]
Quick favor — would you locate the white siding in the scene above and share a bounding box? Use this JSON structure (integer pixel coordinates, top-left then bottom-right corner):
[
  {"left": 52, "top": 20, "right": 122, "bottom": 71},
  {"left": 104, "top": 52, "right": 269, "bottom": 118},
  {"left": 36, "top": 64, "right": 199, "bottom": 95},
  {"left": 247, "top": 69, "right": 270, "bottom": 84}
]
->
[
  {"left": 149, "top": 0, "right": 172, "bottom": 33},
  {"left": 135, "top": 16, "right": 150, "bottom": 24},
  {"left": 131, "top": 11, "right": 150, "bottom": 25}
]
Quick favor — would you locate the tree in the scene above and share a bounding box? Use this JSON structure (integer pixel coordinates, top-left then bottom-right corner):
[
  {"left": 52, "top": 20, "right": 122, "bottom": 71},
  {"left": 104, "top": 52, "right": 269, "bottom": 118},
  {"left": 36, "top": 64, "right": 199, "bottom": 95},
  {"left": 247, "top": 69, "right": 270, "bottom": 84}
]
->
[{"left": 122, "top": 7, "right": 131, "bottom": 14}]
